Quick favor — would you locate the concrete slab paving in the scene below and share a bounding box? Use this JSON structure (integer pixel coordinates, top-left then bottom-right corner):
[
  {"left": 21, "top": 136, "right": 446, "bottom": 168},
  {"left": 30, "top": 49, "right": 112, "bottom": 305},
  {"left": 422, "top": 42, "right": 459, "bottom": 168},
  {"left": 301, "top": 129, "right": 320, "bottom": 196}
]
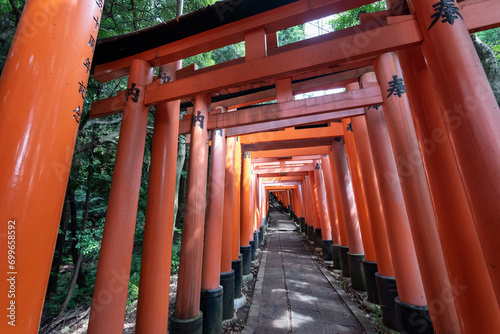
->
[{"left": 242, "top": 212, "right": 373, "bottom": 334}]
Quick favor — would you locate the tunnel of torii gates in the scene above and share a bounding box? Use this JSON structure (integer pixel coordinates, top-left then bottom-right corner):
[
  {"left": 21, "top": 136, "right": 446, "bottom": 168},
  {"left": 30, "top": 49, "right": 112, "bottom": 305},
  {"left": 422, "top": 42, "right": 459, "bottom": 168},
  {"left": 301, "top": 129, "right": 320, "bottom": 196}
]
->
[{"left": 0, "top": 0, "right": 500, "bottom": 333}]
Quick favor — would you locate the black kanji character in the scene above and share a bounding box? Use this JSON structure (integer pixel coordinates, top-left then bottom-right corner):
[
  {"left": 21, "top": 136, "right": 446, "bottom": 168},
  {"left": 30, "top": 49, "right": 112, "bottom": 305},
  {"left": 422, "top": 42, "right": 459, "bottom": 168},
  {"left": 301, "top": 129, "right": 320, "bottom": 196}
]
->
[
  {"left": 216, "top": 129, "right": 223, "bottom": 137},
  {"left": 95, "top": 0, "right": 103, "bottom": 11},
  {"left": 368, "top": 105, "right": 382, "bottom": 110},
  {"left": 83, "top": 58, "right": 91, "bottom": 74},
  {"left": 386, "top": 75, "right": 406, "bottom": 98},
  {"left": 126, "top": 83, "right": 140, "bottom": 102},
  {"left": 244, "top": 152, "right": 251, "bottom": 159},
  {"left": 78, "top": 81, "right": 86, "bottom": 99},
  {"left": 428, "top": 0, "right": 463, "bottom": 30},
  {"left": 93, "top": 16, "right": 100, "bottom": 30},
  {"left": 192, "top": 110, "right": 205, "bottom": 129},
  {"left": 161, "top": 73, "right": 171, "bottom": 84},
  {"left": 73, "top": 106, "right": 81, "bottom": 123},
  {"left": 346, "top": 122, "right": 353, "bottom": 132},
  {"left": 87, "top": 35, "right": 96, "bottom": 52},
  {"left": 315, "top": 163, "right": 321, "bottom": 170}
]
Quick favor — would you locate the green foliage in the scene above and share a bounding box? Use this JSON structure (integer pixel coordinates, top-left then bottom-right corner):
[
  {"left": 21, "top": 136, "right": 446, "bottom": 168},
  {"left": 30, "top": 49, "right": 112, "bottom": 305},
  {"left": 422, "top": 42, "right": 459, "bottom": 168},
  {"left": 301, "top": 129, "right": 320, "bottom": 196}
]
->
[
  {"left": 329, "top": 1, "right": 387, "bottom": 31},
  {"left": 477, "top": 28, "right": 500, "bottom": 62},
  {"left": 278, "top": 24, "right": 306, "bottom": 46}
]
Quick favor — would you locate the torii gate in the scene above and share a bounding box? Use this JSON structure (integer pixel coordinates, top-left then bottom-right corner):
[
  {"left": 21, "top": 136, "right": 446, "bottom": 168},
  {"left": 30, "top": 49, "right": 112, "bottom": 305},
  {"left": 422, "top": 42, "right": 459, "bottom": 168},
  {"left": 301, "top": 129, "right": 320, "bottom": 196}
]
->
[{"left": 1, "top": 0, "right": 500, "bottom": 333}]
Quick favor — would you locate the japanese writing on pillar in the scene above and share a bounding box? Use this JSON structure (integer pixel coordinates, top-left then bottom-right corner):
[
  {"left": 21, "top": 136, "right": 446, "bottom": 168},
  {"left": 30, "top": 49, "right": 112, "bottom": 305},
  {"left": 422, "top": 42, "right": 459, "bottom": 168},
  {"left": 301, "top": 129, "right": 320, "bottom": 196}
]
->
[
  {"left": 386, "top": 75, "right": 406, "bottom": 98},
  {"left": 428, "top": 0, "right": 463, "bottom": 30},
  {"left": 193, "top": 111, "right": 205, "bottom": 129},
  {"left": 71, "top": 0, "right": 104, "bottom": 124}
]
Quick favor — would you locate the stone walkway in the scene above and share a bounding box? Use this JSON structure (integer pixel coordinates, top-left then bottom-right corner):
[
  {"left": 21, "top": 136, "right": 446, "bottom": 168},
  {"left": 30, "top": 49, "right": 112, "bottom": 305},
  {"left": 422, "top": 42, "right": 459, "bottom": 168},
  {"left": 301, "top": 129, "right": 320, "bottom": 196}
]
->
[{"left": 243, "top": 212, "right": 371, "bottom": 334}]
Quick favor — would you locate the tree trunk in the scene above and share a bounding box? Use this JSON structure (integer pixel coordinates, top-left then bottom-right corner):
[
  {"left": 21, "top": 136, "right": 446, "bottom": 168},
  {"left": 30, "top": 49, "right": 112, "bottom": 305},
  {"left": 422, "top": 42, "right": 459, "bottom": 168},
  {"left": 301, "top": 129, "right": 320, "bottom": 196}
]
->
[
  {"left": 45, "top": 193, "right": 71, "bottom": 300},
  {"left": 472, "top": 34, "right": 500, "bottom": 107}
]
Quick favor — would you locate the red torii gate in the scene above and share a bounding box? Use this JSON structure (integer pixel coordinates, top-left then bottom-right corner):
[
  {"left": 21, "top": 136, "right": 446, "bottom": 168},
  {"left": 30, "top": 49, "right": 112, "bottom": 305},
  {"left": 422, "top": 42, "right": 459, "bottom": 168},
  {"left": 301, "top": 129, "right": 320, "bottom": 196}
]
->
[{"left": 1, "top": 0, "right": 500, "bottom": 333}]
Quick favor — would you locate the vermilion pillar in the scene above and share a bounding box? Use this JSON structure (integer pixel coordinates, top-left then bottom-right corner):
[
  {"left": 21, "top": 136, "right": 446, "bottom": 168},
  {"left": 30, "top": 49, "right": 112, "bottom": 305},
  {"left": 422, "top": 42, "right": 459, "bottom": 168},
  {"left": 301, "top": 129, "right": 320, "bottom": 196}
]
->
[
  {"left": 314, "top": 162, "right": 333, "bottom": 262},
  {"left": 308, "top": 171, "right": 324, "bottom": 248},
  {"left": 399, "top": 46, "right": 500, "bottom": 333},
  {"left": 232, "top": 137, "right": 243, "bottom": 301},
  {"left": 240, "top": 152, "right": 252, "bottom": 275},
  {"left": 331, "top": 138, "right": 363, "bottom": 279},
  {"left": 222, "top": 137, "right": 236, "bottom": 273},
  {"left": 172, "top": 94, "right": 210, "bottom": 331},
  {"left": 136, "top": 61, "right": 181, "bottom": 334},
  {"left": 304, "top": 175, "right": 317, "bottom": 242},
  {"left": 88, "top": 60, "right": 153, "bottom": 333},
  {"left": 327, "top": 148, "right": 349, "bottom": 247},
  {"left": 408, "top": 0, "right": 500, "bottom": 302},
  {"left": 360, "top": 72, "right": 425, "bottom": 331},
  {"left": 200, "top": 126, "right": 226, "bottom": 334},
  {"left": 232, "top": 138, "right": 242, "bottom": 262},
  {"left": 320, "top": 155, "right": 340, "bottom": 245},
  {"left": 0, "top": 1, "right": 103, "bottom": 331},
  {"left": 374, "top": 53, "right": 460, "bottom": 333},
  {"left": 350, "top": 114, "right": 394, "bottom": 277},
  {"left": 221, "top": 136, "right": 236, "bottom": 320}
]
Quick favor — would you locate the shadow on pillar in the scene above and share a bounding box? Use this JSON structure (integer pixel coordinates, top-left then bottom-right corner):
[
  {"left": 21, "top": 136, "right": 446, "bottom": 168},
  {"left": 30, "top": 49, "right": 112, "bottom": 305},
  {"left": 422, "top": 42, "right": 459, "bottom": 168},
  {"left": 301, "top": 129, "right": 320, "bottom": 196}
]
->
[
  {"left": 321, "top": 239, "right": 333, "bottom": 261},
  {"left": 200, "top": 287, "right": 223, "bottom": 334},
  {"left": 240, "top": 246, "right": 251, "bottom": 275},
  {"left": 339, "top": 246, "right": 350, "bottom": 277},
  {"left": 314, "top": 228, "right": 322, "bottom": 248},
  {"left": 395, "top": 297, "right": 433, "bottom": 334},
  {"left": 220, "top": 270, "right": 235, "bottom": 320},
  {"left": 232, "top": 259, "right": 242, "bottom": 298},
  {"left": 375, "top": 273, "right": 400, "bottom": 331},
  {"left": 347, "top": 253, "right": 366, "bottom": 291},
  {"left": 249, "top": 241, "right": 256, "bottom": 261},
  {"left": 170, "top": 312, "right": 203, "bottom": 334},
  {"left": 362, "top": 260, "right": 379, "bottom": 304},
  {"left": 308, "top": 226, "right": 314, "bottom": 243},
  {"left": 332, "top": 244, "right": 342, "bottom": 270}
]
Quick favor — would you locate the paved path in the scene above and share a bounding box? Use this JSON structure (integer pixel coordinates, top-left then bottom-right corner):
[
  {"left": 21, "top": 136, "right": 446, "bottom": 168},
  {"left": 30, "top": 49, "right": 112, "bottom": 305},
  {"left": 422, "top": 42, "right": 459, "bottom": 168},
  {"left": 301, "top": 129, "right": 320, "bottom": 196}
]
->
[{"left": 243, "top": 212, "right": 370, "bottom": 334}]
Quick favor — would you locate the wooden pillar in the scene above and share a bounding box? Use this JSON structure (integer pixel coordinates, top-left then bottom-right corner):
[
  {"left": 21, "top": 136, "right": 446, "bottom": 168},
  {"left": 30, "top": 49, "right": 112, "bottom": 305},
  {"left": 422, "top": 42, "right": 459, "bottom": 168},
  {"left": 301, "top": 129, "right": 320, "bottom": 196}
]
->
[
  {"left": 240, "top": 152, "right": 252, "bottom": 274},
  {"left": 341, "top": 115, "right": 376, "bottom": 263},
  {"left": 313, "top": 162, "right": 332, "bottom": 240},
  {"left": 331, "top": 140, "right": 363, "bottom": 254},
  {"left": 232, "top": 137, "right": 242, "bottom": 261},
  {"left": 360, "top": 72, "right": 426, "bottom": 330},
  {"left": 308, "top": 171, "right": 323, "bottom": 232},
  {"left": 136, "top": 61, "right": 181, "bottom": 333},
  {"left": 399, "top": 46, "right": 500, "bottom": 333},
  {"left": 88, "top": 60, "right": 153, "bottom": 333},
  {"left": 320, "top": 155, "right": 340, "bottom": 245},
  {"left": 0, "top": 1, "right": 104, "bottom": 331},
  {"left": 327, "top": 148, "right": 349, "bottom": 247},
  {"left": 374, "top": 53, "right": 459, "bottom": 332},
  {"left": 222, "top": 138, "right": 236, "bottom": 272},
  {"left": 173, "top": 94, "right": 210, "bottom": 327},
  {"left": 350, "top": 113, "right": 394, "bottom": 278},
  {"left": 408, "top": 0, "right": 500, "bottom": 303},
  {"left": 200, "top": 126, "right": 226, "bottom": 333},
  {"left": 0, "top": 1, "right": 102, "bottom": 333}
]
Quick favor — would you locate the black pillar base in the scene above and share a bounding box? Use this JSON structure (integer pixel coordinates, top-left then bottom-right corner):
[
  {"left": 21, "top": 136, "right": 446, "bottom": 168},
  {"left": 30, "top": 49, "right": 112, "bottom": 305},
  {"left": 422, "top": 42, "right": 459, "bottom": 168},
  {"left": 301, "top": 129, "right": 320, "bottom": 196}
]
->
[
  {"left": 304, "top": 223, "right": 309, "bottom": 236},
  {"left": 249, "top": 240, "right": 256, "bottom": 261},
  {"left": 339, "top": 246, "right": 350, "bottom": 277},
  {"left": 200, "top": 287, "right": 223, "bottom": 334},
  {"left": 321, "top": 239, "right": 333, "bottom": 261},
  {"left": 300, "top": 217, "right": 305, "bottom": 233},
  {"left": 308, "top": 225, "right": 315, "bottom": 242},
  {"left": 362, "top": 260, "right": 379, "bottom": 304},
  {"left": 170, "top": 312, "right": 203, "bottom": 334},
  {"left": 259, "top": 226, "right": 264, "bottom": 245},
  {"left": 240, "top": 246, "right": 251, "bottom": 275},
  {"left": 232, "top": 259, "right": 242, "bottom": 298},
  {"left": 347, "top": 253, "right": 366, "bottom": 291},
  {"left": 314, "top": 228, "right": 322, "bottom": 248},
  {"left": 332, "top": 244, "right": 342, "bottom": 270},
  {"left": 254, "top": 230, "right": 260, "bottom": 249},
  {"left": 395, "top": 297, "right": 434, "bottom": 334},
  {"left": 375, "top": 273, "right": 400, "bottom": 331},
  {"left": 220, "top": 270, "right": 235, "bottom": 320}
]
